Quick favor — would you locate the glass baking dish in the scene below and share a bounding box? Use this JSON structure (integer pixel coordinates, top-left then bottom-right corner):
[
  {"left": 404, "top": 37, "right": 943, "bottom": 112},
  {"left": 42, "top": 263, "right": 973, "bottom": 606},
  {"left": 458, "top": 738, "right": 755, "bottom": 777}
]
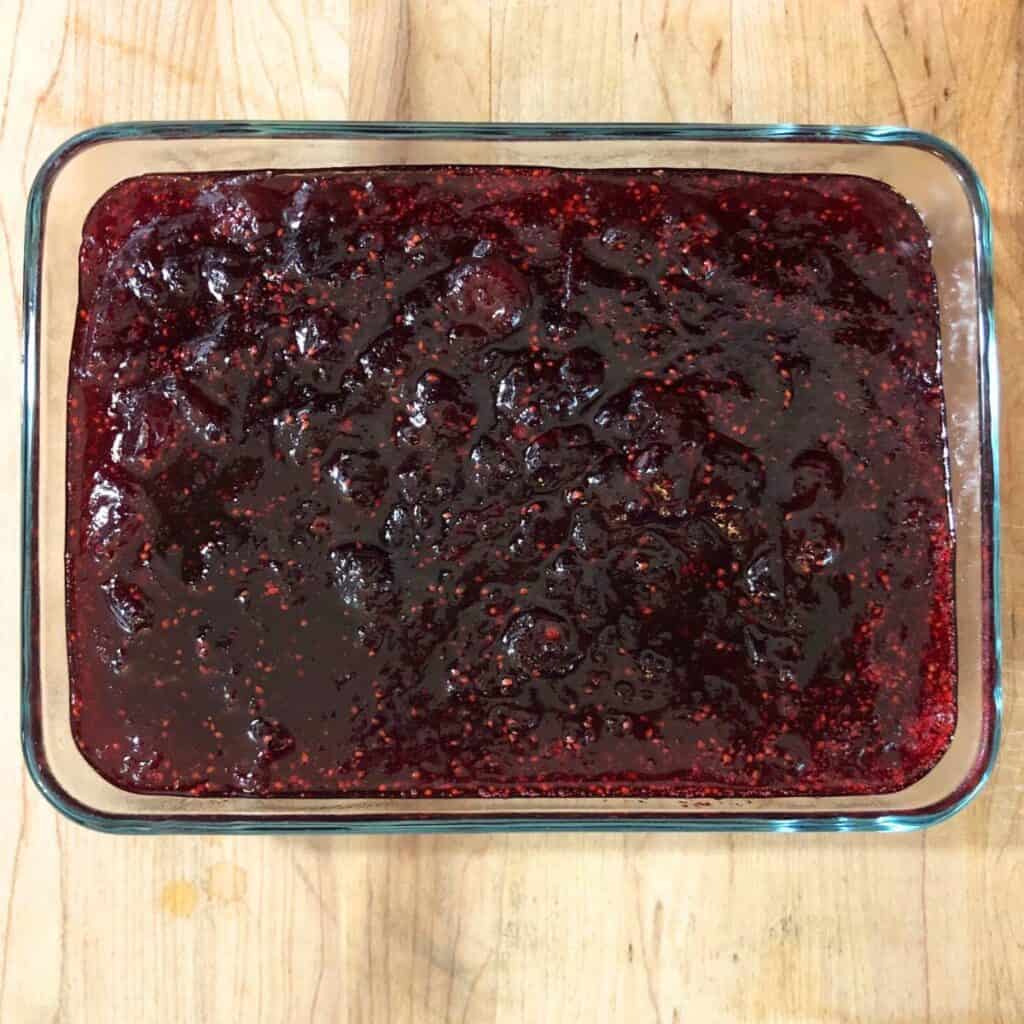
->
[{"left": 21, "top": 122, "right": 1000, "bottom": 833}]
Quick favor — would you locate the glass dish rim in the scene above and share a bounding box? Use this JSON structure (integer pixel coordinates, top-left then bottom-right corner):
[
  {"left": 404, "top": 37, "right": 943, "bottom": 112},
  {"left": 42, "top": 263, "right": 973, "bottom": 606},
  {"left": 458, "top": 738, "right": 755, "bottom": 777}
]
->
[{"left": 21, "top": 119, "right": 1001, "bottom": 834}]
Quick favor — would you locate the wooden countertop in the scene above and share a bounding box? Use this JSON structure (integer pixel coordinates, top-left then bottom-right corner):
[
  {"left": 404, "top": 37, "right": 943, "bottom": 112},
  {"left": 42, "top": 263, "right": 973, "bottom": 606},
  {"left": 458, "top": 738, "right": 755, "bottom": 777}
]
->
[{"left": 1, "top": 2, "right": 1020, "bottom": 1021}]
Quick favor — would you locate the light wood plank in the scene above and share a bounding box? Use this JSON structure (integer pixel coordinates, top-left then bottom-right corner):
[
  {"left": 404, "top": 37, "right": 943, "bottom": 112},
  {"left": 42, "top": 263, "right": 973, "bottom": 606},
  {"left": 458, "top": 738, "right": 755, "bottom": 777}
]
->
[
  {"left": 732, "top": 0, "right": 873, "bottom": 123},
  {"left": 491, "top": 0, "right": 623, "bottom": 120},
  {"left": 215, "top": 0, "right": 350, "bottom": 119},
  {"left": 622, "top": 0, "right": 732, "bottom": 122},
  {"left": 349, "top": 0, "right": 491, "bottom": 121}
]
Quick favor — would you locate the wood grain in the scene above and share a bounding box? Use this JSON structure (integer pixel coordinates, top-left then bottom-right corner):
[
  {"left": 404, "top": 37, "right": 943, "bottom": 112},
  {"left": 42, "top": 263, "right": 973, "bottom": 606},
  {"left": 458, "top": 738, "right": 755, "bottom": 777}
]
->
[{"left": 1, "top": 1, "right": 1021, "bottom": 1021}]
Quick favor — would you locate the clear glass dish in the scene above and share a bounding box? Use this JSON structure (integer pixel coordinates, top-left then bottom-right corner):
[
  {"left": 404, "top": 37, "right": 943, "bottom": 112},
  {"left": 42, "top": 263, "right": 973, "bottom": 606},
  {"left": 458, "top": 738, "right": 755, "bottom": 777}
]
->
[{"left": 21, "top": 122, "right": 1000, "bottom": 833}]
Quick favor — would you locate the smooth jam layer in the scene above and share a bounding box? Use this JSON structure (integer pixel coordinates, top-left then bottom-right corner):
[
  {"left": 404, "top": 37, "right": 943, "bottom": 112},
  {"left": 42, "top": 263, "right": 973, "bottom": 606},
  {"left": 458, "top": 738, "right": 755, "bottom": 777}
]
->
[{"left": 67, "top": 167, "right": 955, "bottom": 797}]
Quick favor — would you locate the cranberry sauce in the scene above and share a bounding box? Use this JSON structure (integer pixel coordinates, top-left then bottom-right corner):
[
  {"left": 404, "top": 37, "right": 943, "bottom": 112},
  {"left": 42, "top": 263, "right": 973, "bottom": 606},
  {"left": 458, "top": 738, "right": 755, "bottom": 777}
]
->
[{"left": 67, "top": 167, "right": 955, "bottom": 797}]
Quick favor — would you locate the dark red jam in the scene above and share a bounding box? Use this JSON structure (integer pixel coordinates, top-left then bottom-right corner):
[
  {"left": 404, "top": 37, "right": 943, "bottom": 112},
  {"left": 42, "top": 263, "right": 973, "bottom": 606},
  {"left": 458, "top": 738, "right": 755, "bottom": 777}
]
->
[{"left": 67, "top": 167, "right": 956, "bottom": 798}]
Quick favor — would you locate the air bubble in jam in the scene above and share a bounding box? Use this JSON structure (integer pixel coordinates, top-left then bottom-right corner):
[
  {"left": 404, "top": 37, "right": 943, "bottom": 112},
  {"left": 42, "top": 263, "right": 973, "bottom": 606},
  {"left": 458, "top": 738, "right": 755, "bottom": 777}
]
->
[
  {"left": 502, "top": 610, "right": 581, "bottom": 679},
  {"left": 67, "top": 166, "right": 955, "bottom": 799},
  {"left": 445, "top": 256, "right": 531, "bottom": 335}
]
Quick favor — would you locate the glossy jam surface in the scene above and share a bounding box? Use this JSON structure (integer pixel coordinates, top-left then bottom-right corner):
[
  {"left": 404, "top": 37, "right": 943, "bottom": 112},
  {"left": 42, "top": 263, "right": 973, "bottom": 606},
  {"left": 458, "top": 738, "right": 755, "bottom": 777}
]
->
[{"left": 67, "top": 167, "right": 955, "bottom": 798}]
